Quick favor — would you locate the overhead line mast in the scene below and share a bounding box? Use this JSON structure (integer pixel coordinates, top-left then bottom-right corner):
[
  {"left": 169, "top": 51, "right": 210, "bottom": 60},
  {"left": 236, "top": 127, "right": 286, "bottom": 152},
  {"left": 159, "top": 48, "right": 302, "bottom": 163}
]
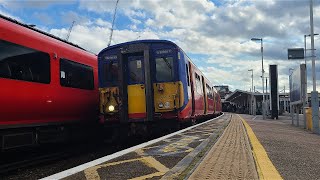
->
[
  {"left": 66, "top": 20, "right": 75, "bottom": 41},
  {"left": 108, "top": 0, "right": 120, "bottom": 47}
]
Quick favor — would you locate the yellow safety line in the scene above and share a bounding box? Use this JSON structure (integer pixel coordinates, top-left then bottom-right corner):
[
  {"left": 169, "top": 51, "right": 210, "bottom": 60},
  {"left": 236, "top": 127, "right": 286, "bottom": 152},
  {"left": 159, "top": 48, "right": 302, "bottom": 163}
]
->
[{"left": 238, "top": 115, "right": 283, "bottom": 180}]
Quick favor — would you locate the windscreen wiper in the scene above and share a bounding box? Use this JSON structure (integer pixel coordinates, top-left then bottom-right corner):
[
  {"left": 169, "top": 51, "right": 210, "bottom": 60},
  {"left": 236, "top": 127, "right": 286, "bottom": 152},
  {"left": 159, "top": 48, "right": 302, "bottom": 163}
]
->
[{"left": 162, "top": 57, "right": 172, "bottom": 70}]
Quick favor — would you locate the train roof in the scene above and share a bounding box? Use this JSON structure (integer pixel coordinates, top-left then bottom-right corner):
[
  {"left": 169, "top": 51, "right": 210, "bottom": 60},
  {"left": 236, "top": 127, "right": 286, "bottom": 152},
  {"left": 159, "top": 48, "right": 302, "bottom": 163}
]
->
[
  {"left": 0, "top": 14, "right": 88, "bottom": 52},
  {"left": 99, "top": 39, "right": 179, "bottom": 54},
  {"left": 99, "top": 39, "right": 215, "bottom": 88},
  {"left": 98, "top": 39, "right": 199, "bottom": 74}
]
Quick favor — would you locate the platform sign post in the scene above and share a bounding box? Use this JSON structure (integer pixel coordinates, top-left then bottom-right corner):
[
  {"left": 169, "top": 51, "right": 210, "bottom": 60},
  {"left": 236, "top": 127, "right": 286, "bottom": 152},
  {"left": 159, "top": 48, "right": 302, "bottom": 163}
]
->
[
  {"left": 288, "top": 48, "right": 307, "bottom": 127},
  {"left": 289, "top": 64, "right": 306, "bottom": 126}
]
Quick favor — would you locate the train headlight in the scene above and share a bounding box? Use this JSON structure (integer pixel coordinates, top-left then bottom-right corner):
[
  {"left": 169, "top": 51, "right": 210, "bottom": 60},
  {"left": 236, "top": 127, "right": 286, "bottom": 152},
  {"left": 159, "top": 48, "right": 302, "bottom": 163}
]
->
[
  {"left": 108, "top": 105, "right": 115, "bottom": 112},
  {"left": 158, "top": 102, "right": 164, "bottom": 108},
  {"left": 164, "top": 102, "right": 170, "bottom": 108}
]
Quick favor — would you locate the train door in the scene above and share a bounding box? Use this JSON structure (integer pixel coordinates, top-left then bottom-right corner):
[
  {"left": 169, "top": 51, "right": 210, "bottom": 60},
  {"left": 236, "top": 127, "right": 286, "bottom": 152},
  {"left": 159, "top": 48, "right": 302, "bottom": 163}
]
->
[
  {"left": 118, "top": 45, "right": 153, "bottom": 123},
  {"left": 202, "top": 76, "right": 207, "bottom": 114},
  {"left": 189, "top": 62, "right": 195, "bottom": 116},
  {"left": 127, "top": 56, "right": 146, "bottom": 119}
]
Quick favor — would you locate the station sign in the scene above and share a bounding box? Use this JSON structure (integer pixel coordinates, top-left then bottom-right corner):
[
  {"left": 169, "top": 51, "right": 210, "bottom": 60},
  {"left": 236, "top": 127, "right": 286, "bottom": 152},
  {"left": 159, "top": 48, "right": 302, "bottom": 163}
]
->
[{"left": 288, "top": 48, "right": 304, "bottom": 59}]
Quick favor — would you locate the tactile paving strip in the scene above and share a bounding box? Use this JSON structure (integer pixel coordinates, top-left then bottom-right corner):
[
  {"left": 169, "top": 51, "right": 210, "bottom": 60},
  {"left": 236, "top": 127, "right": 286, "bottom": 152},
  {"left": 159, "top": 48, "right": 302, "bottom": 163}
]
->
[{"left": 188, "top": 115, "right": 258, "bottom": 180}]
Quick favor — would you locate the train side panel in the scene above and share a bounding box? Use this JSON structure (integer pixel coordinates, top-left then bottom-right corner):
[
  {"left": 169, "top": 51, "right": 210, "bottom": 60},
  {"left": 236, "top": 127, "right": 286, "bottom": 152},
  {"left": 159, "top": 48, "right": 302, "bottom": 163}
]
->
[
  {"left": 177, "top": 51, "right": 192, "bottom": 122},
  {"left": 189, "top": 64, "right": 205, "bottom": 118},
  {"left": 213, "top": 87, "right": 222, "bottom": 115},
  {"left": 204, "top": 80, "right": 215, "bottom": 115},
  {"left": 0, "top": 18, "right": 98, "bottom": 128}
]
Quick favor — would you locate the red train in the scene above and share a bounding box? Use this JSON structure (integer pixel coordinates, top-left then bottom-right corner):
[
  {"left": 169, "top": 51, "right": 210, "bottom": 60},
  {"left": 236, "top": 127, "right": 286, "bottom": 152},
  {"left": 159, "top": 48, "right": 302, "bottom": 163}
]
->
[
  {"left": 98, "top": 40, "right": 222, "bottom": 134},
  {"left": 0, "top": 15, "right": 99, "bottom": 150}
]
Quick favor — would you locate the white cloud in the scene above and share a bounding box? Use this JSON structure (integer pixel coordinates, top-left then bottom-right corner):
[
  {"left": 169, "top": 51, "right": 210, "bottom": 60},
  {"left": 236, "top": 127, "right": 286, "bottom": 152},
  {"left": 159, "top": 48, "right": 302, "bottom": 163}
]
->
[
  {"left": 95, "top": 18, "right": 111, "bottom": 27},
  {"left": 74, "top": 0, "right": 320, "bottom": 92},
  {"left": 3, "top": 0, "right": 320, "bottom": 93},
  {"left": 50, "top": 25, "right": 159, "bottom": 54}
]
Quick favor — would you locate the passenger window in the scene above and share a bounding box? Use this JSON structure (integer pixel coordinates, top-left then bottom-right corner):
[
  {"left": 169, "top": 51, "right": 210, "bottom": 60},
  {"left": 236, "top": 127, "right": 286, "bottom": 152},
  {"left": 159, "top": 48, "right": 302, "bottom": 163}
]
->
[
  {"left": 206, "top": 85, "right": 212, "bottom": 99},
  {"left": 0, "top": 40, "right": 50, "bottom": 83},
  {"left": 60, "top": 58, "right": 94, "bottom": 90},
  {"left": 155, "top": 57, "right": 174, "bottom": 81},
  {"left": 195, "top": 73, "right": 202, "bottom": 94}
]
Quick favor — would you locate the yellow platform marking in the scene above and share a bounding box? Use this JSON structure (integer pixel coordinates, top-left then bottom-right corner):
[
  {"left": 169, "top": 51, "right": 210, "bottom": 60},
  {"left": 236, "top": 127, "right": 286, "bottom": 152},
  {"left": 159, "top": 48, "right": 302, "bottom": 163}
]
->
[
  {"left": 84, "top": 158, "right": 142, "bottom": 180},
  {"left": 130, "top": 149, "right": 169, "bottom": 180},
  {"left": 238, "top": 115, "right": 283, "bottom": 180},
  {"left": 130, "top": 156, "right": 169, "bottom": 180},
  {"left": 135, "top": 148, "right": 145, "bottom": 156},
  {"left": 84, "top": 150, "right": 169, "bottom": 180},
  {"left": 161, "top": 137, "right": 196, "bottom": 153}
]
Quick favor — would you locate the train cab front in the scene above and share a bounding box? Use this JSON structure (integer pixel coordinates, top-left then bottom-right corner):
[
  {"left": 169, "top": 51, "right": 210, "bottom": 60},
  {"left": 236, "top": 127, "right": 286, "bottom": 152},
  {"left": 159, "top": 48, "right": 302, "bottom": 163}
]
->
[{"left": 98, "top": 41, "right": 187, "bottom": 127}]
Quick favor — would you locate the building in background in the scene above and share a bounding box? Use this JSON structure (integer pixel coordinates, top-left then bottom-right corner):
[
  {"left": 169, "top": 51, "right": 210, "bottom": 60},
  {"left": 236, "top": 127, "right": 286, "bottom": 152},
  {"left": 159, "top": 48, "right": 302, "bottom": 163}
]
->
[{"left": 214, "top": 85, "right": 232, "bottom": 100}]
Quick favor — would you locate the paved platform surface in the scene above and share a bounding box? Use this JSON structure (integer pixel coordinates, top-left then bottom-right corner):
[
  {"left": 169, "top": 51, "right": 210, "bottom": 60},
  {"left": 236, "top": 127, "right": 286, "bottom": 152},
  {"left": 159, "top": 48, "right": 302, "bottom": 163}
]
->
[
  {"left": 45, "top": 113, "right": 320, "bottom": 180},
  {"left": 61, "top": 115, "right": 230, "bottom": 180},
  {"left": 241, "top": 114, "right": 320, "bottom": 180},
  {"left": 189, "top": 115, "right": 258, "bottom": 180}
]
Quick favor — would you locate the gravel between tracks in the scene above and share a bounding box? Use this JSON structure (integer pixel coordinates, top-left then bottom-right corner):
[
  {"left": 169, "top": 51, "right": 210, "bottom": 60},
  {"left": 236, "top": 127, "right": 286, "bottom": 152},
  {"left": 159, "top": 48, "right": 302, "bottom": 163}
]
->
[{"left": 241, "top": 114, "right": 320, "bottom": 180}]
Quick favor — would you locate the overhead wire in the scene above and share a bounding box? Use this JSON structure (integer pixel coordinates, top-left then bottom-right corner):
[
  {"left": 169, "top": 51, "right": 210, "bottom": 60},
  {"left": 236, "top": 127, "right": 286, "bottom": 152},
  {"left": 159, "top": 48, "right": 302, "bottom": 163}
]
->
[{"left": 107, "top": 0, "right": 120, "bottom": 47}]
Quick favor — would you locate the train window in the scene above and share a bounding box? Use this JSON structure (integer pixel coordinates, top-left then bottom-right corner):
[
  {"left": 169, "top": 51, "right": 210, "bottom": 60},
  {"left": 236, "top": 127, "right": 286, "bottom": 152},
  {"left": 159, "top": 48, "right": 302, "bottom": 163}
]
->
[
  {"left": 104, "top": 61, "right": 118, "bottom": 83},
  {"left": 128, "top": 59, "right": 143, "bottom": 84},
  {"left": 0, "top": 40, "right": 50, "bottom": 83},
  {"left": 206, "top": 84, "right": 212, "bottom": 99},
  {"left": 60, "top": 58, "right": 94, "bottom": 90},
  {"left": 186, "top": 64, "right": 190, "bottom": 86},
  {"left": 155, "top": 57, "right": 174, "bottom": 81},
  {"left": 195, "top": 73, "right": 202, "bottom": 94}
]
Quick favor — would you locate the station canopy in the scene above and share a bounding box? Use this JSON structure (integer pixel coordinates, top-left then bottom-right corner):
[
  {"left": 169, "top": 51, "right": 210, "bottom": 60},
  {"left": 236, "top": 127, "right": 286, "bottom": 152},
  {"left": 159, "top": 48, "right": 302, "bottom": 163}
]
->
[{"left": 225, "top": 89, "right": 263, "bottom": 104}]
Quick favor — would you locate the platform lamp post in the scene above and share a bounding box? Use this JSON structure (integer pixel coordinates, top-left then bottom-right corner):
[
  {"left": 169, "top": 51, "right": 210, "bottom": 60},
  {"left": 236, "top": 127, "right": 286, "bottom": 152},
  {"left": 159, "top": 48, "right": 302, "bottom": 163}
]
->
[
  {"left": 304, "top": 33, "right": 319, "bottom": 64},
  {"left": 289, "top": 68, "right": 294, "bottom": 124},
  {"left": 265, "top": 76, "right": 269, "bottom": 115},
  {"left": 248, "top": 69, "right": 254, "bottom": 115},
  {"left": 251, "top": 37, "right": 265, "bottom": 119},
  {"left": 309, "top": 0, "right": 319, "bottom": 134}
]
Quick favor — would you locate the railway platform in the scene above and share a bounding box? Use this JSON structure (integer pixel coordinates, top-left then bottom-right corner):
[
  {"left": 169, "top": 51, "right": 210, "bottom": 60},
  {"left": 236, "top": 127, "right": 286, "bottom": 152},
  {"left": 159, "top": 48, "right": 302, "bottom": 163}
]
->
[{"left": 42, "top": 113, "right": 320, "bottom": 180}]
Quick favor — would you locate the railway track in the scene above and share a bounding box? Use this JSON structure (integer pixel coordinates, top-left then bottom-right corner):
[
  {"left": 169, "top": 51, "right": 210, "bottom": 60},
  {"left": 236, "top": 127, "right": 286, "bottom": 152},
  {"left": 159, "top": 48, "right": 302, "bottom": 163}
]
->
[
  {"left": 0, "top": 115, "right": 222, "bottom": 179},
  {"left": 0, "top": 136, "right": 153, "bottom": 179},
  {"left": 0, "top": 150, "right": 68, "bottom": 174}
]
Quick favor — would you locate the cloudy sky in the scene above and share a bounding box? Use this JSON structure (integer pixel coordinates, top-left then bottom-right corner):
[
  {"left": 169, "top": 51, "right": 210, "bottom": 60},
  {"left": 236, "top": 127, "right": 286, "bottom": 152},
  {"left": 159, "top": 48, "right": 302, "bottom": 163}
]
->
[{"left": 1, "top": 0, "right": 320, "bottom": 93}]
